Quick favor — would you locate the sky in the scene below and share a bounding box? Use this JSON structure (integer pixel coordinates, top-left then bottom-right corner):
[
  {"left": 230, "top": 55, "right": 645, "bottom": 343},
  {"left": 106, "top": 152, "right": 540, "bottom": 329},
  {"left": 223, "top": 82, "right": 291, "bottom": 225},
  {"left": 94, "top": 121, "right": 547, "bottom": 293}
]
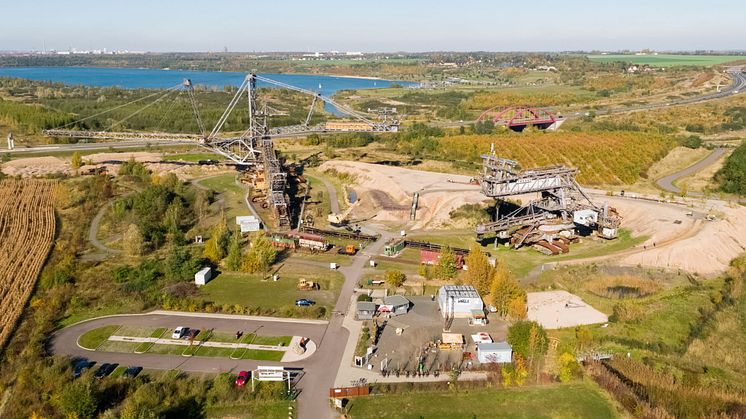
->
[{"left": 2, "top": 0, "right": 745, "bottom": 52}]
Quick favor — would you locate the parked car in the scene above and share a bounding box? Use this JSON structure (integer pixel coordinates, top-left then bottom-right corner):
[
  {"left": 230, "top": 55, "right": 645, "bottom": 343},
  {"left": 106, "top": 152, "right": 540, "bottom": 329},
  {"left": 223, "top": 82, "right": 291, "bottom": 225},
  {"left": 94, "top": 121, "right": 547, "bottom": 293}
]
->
[
  {"left": 73, "top": 360, "right": 95, "bottom": 378},
  {"left": 235, "top": 371, "right": 250, "bottom": 386},
  {"left": 172, "top": 326, "right": 189, "bottom": 339},
  {"left": 94, "top": 363, "right": 118, "bottom": 379},
  {"left": 123, "top": 366, "right": 143, "bottom": 378},
  {"left": 295, "top": 299, "right": 315, "bottom": 307}
]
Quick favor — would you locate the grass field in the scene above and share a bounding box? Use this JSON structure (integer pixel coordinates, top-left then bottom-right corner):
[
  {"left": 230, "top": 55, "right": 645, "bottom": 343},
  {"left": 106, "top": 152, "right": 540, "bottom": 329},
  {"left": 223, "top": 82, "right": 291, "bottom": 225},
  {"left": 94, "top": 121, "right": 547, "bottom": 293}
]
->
[
  {"left": 588, "top": 54, "right": 745, "bottom": 67},
  {"left": 205, "top": 401, "right": 293, "bottom": 419},
  {"left": 78, "top": 325, "right": 119, "bottom": 350},
  {"left": 346, "top": 382, "right": 619, "bottom": 419},
  {"left": 198, "top": 265, "right": 344, "bottom": 317},
  {"left": 406, "top": 228, "right": 644, "bottom": 278}
]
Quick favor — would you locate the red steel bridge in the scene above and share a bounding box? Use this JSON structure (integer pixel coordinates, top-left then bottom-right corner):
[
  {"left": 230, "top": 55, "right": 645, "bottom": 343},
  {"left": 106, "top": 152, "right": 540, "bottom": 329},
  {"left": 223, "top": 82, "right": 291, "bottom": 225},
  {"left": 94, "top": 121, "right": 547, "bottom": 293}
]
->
[{"left": 476, "top": 106, "right": 565, "bottom": 132}]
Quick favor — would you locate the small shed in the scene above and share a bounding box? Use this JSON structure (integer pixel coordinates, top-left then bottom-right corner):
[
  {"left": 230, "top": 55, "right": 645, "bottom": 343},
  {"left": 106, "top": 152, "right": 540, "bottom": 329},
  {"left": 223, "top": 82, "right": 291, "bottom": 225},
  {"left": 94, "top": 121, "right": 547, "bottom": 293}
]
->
[
  {"left": 236, "top": 215, "right": 261, "bottom": 233},
  {"left": 356, "top": 301, "right": 376, "bottom": 320},
  {"left": 476, "top": 341, "right": 512, "bottom": 364},
  {"left": 440, "top": 333, "right": 464, "bottom": 350},
  {"left": 380, "top": 295, "right": 410, "bottom": 317},
  {"left": 383, "top": 239, "right": 406, "bottom": 257},
  {"left": 194, "top": 267, "right": 212, "bottom": 286},
  {"left": 438, "top": 285, "right": 484, "bottom": 318}
]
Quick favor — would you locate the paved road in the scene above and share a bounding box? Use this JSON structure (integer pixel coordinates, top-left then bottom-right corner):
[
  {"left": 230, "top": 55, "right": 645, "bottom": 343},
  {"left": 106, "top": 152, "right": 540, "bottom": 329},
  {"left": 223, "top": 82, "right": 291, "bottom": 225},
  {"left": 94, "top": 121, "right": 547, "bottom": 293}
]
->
[
  {"left": 50, "top": 312, "right": 327, "bottom": 374},
  {"left": 656, "top": 148, "right": 727, "bottom": 194}
]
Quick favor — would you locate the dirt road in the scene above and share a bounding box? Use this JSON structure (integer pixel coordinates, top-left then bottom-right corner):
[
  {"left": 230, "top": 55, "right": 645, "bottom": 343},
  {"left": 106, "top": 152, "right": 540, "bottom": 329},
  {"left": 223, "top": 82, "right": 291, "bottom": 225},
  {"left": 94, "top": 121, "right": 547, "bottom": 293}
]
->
[{"left": 656, "top": 148, "right": 727, "bottom": 194}]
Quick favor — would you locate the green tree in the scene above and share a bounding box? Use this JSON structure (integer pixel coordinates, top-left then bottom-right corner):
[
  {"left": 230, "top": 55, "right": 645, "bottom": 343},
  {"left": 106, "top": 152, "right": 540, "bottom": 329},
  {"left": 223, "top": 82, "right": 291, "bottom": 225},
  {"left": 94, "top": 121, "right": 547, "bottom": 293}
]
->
[
  {"left": 464, "top": 243, "right": 493, "bottom": 295},
  {"left": 241, "top": 232, "right": 277, "bottom": 273},
  {"left": 384, "top": 269, "right": 406, "bottom": 287},
  {"left": 164, "top": 243, "right": 200, "bottom": 282},
  {"left": 70, "top": 151, "right": 83, "bottom": 170},
  {"left": 203, "top": 218, "right": 229, "bottom": 263},
  {"left": 436, "top": 245, "right": 458, "bottom": 280},
  {"left": 508, "top": 320, "right": 549, "bottom": 363},
  {"left": 57, "top": 380, "right": 98, "bottom": 419},
  {"left": 224, "top": 229, "right": 243, "bottom": 271}
]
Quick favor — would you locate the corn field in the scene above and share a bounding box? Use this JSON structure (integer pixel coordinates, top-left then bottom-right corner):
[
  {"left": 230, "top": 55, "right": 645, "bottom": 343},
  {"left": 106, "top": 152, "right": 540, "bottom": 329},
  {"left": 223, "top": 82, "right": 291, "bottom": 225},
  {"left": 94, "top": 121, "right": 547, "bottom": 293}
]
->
[{"left": 0, "top": 179, "right": 56, "bottom": 349}]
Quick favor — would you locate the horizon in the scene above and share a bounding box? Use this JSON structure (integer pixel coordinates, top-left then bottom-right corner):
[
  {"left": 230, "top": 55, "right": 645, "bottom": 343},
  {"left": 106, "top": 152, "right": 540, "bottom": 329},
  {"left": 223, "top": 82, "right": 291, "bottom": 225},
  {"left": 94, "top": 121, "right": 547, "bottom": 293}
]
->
[{"left": 3, "top": 0, "right": 745, "bottom": 53}]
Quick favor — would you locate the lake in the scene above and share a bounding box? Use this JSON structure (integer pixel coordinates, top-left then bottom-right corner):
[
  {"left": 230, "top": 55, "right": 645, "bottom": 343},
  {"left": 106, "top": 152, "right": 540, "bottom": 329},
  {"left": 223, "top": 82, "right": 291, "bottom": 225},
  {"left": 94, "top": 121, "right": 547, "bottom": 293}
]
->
[{"left": 0, "top": 66, "right": 414, "bottom": 101}]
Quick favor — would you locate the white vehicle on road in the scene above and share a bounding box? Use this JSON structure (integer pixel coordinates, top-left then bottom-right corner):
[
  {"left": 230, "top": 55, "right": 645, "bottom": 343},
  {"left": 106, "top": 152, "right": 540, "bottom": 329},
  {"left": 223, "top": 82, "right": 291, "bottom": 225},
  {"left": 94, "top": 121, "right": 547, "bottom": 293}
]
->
[{"left": 172, "top": 326, "right": 189, "bottom": 339}]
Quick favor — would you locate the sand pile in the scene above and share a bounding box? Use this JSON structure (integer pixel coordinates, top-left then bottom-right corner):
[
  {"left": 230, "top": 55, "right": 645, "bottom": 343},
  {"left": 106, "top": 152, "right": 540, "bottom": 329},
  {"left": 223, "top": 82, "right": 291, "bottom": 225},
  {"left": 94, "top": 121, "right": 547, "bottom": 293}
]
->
[{"left": 318, "top": 161, "right": 488, "bottom": 229}]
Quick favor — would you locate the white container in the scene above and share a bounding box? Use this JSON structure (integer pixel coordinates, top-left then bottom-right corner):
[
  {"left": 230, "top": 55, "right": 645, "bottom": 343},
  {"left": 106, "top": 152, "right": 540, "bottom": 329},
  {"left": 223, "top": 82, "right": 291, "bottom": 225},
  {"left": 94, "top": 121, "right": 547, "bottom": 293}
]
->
[
  {"left": 194, "top": 267, "right": 212, "bottom": 286},
  {"left": 369, "top": 260, "right": 376, "bottom": 267},
  {"left": 330, "top": 262, "right": 338, "bottom": 270}
]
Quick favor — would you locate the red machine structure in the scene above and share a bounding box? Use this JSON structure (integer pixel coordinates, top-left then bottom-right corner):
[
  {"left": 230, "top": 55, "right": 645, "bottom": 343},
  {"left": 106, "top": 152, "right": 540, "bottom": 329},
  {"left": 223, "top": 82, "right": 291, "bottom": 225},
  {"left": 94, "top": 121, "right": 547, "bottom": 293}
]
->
[{"left": 477, "top": 106, "right": 564, "bottom": 132}]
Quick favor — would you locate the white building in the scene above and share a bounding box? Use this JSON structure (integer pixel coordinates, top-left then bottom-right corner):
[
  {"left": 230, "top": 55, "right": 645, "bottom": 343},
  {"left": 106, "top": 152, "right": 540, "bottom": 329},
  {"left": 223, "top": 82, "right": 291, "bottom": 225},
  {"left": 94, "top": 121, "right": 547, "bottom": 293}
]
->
[
  {"left": 438, "top": 285, "right": 484, "bottom": 318},
  {"left": 477, "top": 342, "right": 512, "bottom": 364},
  {"left": 236, "top": 215, "right": 261, "bottom": 233},
  {"left": 194, "top": 267, "right": 212, "bottom": 286}
]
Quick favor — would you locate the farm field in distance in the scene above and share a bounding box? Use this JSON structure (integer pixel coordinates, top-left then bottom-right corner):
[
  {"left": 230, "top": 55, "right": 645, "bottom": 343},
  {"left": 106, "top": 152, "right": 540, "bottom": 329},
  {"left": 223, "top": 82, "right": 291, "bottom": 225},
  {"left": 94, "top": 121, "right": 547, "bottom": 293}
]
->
[{"left": 587, "top": 54, "right": 745, "bottom": 66}]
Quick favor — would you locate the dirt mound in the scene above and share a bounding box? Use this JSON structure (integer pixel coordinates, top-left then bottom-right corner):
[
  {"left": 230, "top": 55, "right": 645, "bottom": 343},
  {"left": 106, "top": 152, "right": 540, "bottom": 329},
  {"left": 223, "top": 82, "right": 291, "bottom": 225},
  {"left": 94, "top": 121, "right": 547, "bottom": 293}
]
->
[
  {"left": 318, "top": 161, "right": 488, "bottom": 229},
  {"left": 2, "top": 156, "right": 70, "bottom": 177}
]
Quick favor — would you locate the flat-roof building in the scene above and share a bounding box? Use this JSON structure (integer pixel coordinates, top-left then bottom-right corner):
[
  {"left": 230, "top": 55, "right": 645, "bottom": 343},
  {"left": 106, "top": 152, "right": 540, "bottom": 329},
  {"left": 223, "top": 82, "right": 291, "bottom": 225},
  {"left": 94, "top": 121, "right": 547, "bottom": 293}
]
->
[{"left": 438, "top": 285, "right": 484, "bottom": 318}]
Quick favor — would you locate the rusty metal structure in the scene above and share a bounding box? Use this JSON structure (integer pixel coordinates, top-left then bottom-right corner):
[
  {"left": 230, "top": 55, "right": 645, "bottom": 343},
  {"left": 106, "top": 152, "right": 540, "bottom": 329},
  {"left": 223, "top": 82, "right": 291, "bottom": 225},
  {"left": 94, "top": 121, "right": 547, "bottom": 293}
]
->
[
  {"left": 476, "top": 147, "right": 620, "bottom": 250},
  {"left": 43, "top": 74, "right": 398, "bottom": 228}
]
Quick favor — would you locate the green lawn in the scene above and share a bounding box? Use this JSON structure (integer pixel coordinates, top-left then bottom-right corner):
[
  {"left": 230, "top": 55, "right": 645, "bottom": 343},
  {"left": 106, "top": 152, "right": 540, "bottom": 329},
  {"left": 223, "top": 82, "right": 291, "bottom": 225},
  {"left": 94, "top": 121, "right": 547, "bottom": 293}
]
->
[
  {"left": 241, "top": 349, "right": 284, "bottom": 361},
  {"left": 588, "top": 54, "right": 745, "bottom": 67},
  {"left": 407, "top": 228, "right": 645, "bottom": 278},
  {"left": 198, "top": 265, "right": 344, "bottom": 317},
  {"left": 97, "top": 340, "right": 142, "bottom": 353},
  {"left": 145, "top": 342, "right": 285, "bottom": 361},
  {"left": 205, "top": 401, "right": 293, "bottom": 419},
  {"left": 116, "top": 325, "right": 160, "bottom": 338},
  {"left": 78, "top": 325, "right": 120, "bottom": 350},
  {"left": 346, "top": 382, "right": 619, "bottom": 419}
]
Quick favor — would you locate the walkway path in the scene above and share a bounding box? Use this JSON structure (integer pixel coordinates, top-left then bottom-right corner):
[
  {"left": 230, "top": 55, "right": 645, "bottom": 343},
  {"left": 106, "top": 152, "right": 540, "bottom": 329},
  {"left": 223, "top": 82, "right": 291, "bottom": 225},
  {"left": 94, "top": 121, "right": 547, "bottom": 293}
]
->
[
  {"left": 88, "top": 199, "right": 122, "bottom": 255},
  {"left": 656, "top": 147, "right": 727, "bottom": 195},
  {"left": 318, "top": 175, "right": 341, "bottom": 214}
]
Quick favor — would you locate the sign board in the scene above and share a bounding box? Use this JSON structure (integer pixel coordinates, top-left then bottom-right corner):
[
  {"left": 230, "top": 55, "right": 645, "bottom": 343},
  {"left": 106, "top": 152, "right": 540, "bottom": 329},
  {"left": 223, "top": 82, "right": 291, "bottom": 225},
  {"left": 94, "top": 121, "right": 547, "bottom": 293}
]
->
[{"left": 256, "top": 366, "right": 285, "bottom": 382}]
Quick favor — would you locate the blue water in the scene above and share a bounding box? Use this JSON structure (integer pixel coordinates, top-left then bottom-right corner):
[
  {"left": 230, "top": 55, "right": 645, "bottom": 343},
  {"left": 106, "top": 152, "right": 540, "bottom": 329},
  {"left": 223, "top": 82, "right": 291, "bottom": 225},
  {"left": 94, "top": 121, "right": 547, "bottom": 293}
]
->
[{"left": 0, "top": 67, "right": 414, "bottom": 110}]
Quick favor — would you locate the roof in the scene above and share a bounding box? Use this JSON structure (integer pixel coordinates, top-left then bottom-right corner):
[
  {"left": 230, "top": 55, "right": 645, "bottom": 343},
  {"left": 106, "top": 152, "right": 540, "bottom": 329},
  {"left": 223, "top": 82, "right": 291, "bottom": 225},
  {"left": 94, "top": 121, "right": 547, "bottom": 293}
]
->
[
  {"left": 440, "top": 285, "right": 480, "bottom": 299},
  {"left": 356, "top": 301, "right": 376, "bottom": 311},
  {"left": 477, "top": 342, "right": 512, "bottom": 352},
  {"left": 441, "top": 333, "right": 463, "bottom": 344},
  {"left": 196, "top": 267, "right": 211, "bottom": 275},
  {"left": 383, "top": 295, "right": 410, "bottom": 307}
]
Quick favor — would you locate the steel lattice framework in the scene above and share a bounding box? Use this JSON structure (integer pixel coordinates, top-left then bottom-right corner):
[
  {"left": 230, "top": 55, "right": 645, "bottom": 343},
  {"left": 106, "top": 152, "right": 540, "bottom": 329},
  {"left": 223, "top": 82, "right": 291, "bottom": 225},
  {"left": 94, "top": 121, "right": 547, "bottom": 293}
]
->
[
  {"left": 476, "top": 151, "right": 620, "bottom": 239},
  {"left": 43, "top": 73, "right": 399, "bottom": 227},
  {"left": 477, "top": 106, "right": 562, "bottom": 131}
]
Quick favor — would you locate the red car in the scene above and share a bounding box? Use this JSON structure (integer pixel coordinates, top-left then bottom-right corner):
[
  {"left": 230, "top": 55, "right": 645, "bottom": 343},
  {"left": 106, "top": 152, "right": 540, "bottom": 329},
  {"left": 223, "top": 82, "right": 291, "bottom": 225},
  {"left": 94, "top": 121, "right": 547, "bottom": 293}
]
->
[{"left": 235, "top": 371, "right": 250, "bottom": 387}]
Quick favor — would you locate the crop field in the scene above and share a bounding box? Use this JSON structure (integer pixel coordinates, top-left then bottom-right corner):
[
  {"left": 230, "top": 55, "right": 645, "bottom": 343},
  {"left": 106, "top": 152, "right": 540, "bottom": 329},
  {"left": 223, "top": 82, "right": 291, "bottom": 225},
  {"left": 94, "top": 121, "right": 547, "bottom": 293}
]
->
[
  {"left": 0, "top": 179, "right": 56, "bottom": 349},
  {"left": 438, "top": 132, "right": 676, "bottom": 184},
  {"left": 587, "top": 54, "right": 745, "bottom": 67}
]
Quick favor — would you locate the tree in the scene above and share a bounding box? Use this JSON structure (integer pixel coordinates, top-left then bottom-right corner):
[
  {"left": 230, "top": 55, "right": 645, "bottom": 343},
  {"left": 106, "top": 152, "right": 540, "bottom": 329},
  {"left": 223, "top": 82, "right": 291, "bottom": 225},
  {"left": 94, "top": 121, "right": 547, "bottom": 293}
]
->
[
  {"left": 164, "top": 243, "right": 200, "bottom": 282},
  {"left": 224, "top": 229, "right": 243, "bottom": 271},
  {"left": 575, "top": 326, "right": 593, "bottom": 352},
  {"left": 203, "top": 218, "right": 229, "bottom": 263},
  {"left": 57, "top": 380, "right": 98, "bottom": 419},
  {"left": 70, "top": 151, "right": 83, "bottom": 170},
  {"left": 384, "top": 269, "right": 406, "bottom": 287},
  {"left": 508, "top": 320, "right": 549, "bottom": 370},
  {"left": 558, "top": 352, "right": 579, "bottom": 383},
  {"left": 123, "top": 223, "right": 144, "bottom": 256},
  {"left": 464, "top": 243, "right": 493, "bottom": 295},
  {"left": 241, "top": 232, "right": 277, "bottom": 273},
  {"left": 435, "top": 245, "right": 458, "bottom": 280},
  {"left": 489, "top": 261, "right": 526, "bottom": 318}
]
